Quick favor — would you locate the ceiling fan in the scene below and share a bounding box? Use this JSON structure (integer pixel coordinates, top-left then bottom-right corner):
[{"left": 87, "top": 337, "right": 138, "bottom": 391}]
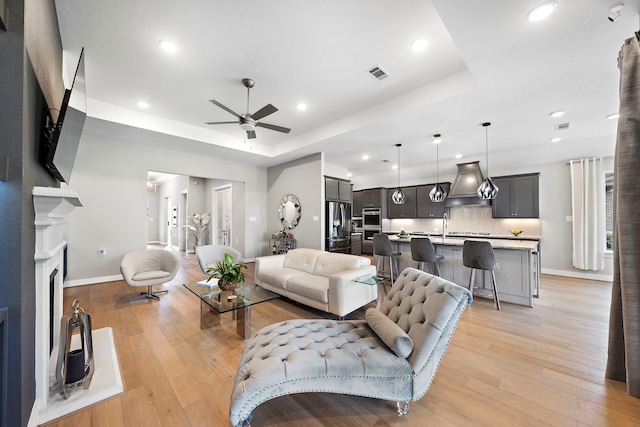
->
[{"left": 205, "top": 78, "right": 291, "bottom": 139}]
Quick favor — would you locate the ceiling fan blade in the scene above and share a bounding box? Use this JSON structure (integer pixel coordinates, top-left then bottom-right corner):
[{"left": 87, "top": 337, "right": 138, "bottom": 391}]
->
[
  {"left": 247, "top": 130, "right": 257, "bottom": 139},
  {"left": 208, "top": 99, "right": 241, "bottom": 118},
  {"left": 251, "top": 104, "right": 278, "bottom": 121},
  {"left": 204, "top": 121, "right": 238, "bottom": 125},
  {"left": 256, "top": 122, "right": 291, "bottom": 134}
]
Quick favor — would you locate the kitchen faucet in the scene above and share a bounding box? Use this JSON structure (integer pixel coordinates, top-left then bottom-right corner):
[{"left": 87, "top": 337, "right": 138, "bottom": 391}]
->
[{"left": 442, "top": 212, "right": 448, "bottom": 239}]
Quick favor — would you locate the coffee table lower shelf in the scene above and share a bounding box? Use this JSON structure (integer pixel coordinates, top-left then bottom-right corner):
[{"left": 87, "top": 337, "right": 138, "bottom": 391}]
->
[{"left": 183, "top": 282, "right": 280, "bottom": 339}]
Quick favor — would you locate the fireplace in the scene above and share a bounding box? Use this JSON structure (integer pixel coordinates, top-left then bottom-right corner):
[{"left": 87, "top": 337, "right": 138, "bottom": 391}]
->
[{"left": 32, "top": 187, "right": 123, "bottom": 425}]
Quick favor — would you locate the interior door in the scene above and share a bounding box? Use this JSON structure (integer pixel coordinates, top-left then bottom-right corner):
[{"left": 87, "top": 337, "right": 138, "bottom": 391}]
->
[{"left": 213, "top": 185, "right": 232, "bottom": 246}]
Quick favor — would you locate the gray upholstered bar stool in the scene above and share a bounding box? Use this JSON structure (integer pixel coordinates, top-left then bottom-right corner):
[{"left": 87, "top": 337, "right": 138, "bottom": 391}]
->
[
  {"left": 410, "top": 237, "right": 444, "bottom": 276},
  {"left": 372, "top": 234, "right": 401, "bottom": 288},
  {"left": 462, "top": 240, "right": 501, "bottom": 310}
]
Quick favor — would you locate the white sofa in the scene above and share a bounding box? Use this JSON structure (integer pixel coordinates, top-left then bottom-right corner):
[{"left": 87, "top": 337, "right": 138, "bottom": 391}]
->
[{"left": 255, "top": 248, "right": 377, "bottom": 318}]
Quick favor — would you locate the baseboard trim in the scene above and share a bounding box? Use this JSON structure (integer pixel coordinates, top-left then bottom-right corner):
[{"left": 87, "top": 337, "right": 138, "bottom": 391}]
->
[
  {"left": 64, "top": 274, "right": 123, "bottom": 287},
  {"left": 541, "top": 268, "right": 613, "bottom": 282}
]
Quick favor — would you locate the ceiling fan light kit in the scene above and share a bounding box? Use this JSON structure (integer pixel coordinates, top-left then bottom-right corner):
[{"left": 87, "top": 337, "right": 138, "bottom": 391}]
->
[
  {"left": 477, "top": 122, "right": 499, "bottom": 200},
  {"left": 206, "top": 78, "right": 291, "bottom": 139}
]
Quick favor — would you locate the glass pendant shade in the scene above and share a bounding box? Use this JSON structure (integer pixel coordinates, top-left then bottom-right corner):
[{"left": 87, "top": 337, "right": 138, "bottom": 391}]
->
[
  {"left": 478, "top": 123, "right": 499, "bottom": 200},
  {"left": 392, "top": 143, "right": 405, "bottom": 204},
  {"left": 430, "top": 134, "right": 446, "bottom": 202},
  {"left": 477, "top": 177, "right": 499, "bottom": 199},
  {"left": 429, "top": 183, "right": 447, "bottom": 202},
  {"left": 392, "top": 188, "right": 406, "bottom": 204}
]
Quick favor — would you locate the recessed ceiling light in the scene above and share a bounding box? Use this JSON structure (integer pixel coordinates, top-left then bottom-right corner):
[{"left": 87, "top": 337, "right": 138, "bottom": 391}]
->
[
  {"left": 411, "top": 38, "right": 428, "bottom": 52},
  {"left": 526, "top": 1, "right": 558, "bottom": 22},
  {"left": 550, "top": 137, "right": 562, "bottom": 143},
  {"left": 362, "top": 154, "right": 370, "bottom": 161},
  {"left": 549, "top": 110, "right": 565, "bottom": 118},
  {"left": 347, "top": 172, "right": 353, "bottom": 178},
  {"left": 136, "top": 101, "right": 149, "bottom": 109},
  {"left": 392, "top": 164, "right": 398, "bottom": 170},
  {"left": 607, "top": 113, "right": 620, "bottom": 120},
  {"left": 455, "top": 153, "right": 463, "bottom": 159},
  {"left": 296, "top": 103, "right": 307, "bottom": 111},
  {"left": 159, "top": 39, "right": 177, "bottom": 53}
]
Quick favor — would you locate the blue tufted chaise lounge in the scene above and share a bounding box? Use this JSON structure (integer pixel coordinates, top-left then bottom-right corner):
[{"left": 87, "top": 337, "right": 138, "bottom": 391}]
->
[{"left": 229, "top": 268, "right": 473, "bottom": 426}]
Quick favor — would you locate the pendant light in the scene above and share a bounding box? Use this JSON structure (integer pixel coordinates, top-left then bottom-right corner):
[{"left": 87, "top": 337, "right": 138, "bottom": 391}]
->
[
  {"left": 477, "top": 122, "right": 499, "bottom": 199},
  {"left": 391, "top": 143, "right": 406, "bottom": 204},
  {"left": 429, "top": 134, "right": 447, "bottom": 202}
]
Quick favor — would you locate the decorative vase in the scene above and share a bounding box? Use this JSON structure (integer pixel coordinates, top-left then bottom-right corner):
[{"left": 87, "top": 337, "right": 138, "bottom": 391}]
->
[{"left": 219, "top": 281, "right": 237, "bottom": 292}]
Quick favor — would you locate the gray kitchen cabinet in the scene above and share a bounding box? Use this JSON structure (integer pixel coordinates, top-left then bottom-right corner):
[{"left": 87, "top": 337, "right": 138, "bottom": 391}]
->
[
  {"left": 386, "top": 186, "right": 416, "bottom": 218},
  {"left": 492, "top": 173, "right": 539, "bottom": 218},
  {"left": 352, "top": 191, "right": 363, "bottom": 216},
  {"left": 416, "top": 183, "right": 451, "bottom": 218},
  {"left": 360, "top": 188, "right": 385, "bottom": 208},
  {"left": 435, "top": 245, "right": 470, "bottom": 286},
  {"left": 325, "top": 176, "right": 351, "bottom": 202}
]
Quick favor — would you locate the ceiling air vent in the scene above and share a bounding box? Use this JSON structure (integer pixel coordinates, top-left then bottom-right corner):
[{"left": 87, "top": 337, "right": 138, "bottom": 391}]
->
[
  {"left": 555, "top": 122, "right": 571, "bottom": 131},
  {"left": 368, "top": 65, "right": 390, "bottom": 81}
]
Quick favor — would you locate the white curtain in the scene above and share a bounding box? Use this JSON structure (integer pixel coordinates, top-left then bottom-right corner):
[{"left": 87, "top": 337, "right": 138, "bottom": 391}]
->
[{"left": 570, "top": 158, "right": 605, "bottom": 270}]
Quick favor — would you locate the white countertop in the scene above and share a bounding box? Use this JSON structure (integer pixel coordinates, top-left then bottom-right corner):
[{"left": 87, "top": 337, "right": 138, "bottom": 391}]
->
[{"left": 388, "top": 235, "right": 539, "bottom": 251}]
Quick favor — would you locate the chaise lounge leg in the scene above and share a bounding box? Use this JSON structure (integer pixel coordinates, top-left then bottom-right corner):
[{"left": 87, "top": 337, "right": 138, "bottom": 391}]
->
[{"left": 396, "top": 400, "right": 410, "bottom": 416}]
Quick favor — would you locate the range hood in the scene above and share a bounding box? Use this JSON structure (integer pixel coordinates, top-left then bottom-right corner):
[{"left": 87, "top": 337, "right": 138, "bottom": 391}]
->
[{"left": 445, "top": 161, "right": 492, "bottom": 207}]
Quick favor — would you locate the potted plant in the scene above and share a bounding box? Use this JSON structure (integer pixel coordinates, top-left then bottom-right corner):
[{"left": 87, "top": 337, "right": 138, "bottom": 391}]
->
[{"left": 206, "top": 253, "right": 246, "bottom": 291}]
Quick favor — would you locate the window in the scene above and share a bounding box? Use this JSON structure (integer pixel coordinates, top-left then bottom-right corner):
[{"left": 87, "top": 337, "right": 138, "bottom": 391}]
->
[{"left": 605, "top": 172, "right": 614, "bottom": 251}]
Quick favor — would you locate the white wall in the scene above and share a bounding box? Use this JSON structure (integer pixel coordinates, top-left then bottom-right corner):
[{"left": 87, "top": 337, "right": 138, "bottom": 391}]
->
[
  {"left": 267, "top": 153, "right": 324, "bottom": 250},
  {"left": 65, "top": 133, "right": 267, "bottom": 285},
  {"left": 352, "top": 156, "right": 614, "bottom": 281}
]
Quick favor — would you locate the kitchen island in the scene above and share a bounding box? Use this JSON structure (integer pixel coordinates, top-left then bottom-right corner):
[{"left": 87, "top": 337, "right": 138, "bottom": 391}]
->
[{"left": 386, "top": 235, "right": 539, "bottom": 307}]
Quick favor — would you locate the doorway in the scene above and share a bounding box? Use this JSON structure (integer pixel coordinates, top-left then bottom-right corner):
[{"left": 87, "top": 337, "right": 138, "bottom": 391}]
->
[
  {"left": 164, "top": 196, "right": 172, "bottom": 247},
  {"left": 213, "top": 185, "right": 232, "bottom": 246}
]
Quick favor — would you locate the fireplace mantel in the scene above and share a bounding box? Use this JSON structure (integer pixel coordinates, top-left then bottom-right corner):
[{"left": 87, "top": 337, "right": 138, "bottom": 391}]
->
[{"left": 31, "top": 186, "right": 123, "bottom": 425}]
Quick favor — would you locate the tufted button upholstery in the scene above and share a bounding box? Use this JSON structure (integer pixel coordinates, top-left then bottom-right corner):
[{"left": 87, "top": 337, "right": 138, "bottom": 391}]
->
[{"left": 229, "top": 267, "right": 472, "bottom": 426}]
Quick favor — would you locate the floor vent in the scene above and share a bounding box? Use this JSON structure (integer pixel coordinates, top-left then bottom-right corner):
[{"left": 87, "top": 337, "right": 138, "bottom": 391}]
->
[
  {"left": 368, "top": 65, "right": 390, "bottom": 81},
  {"left": 556, "top": 122, "right": 571, "bottom": 131}
]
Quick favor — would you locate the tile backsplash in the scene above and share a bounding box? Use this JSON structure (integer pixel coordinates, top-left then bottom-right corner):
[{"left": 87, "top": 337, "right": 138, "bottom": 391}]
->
[{"left": 386, "top": 205, "right": 541, "bottom": 238}]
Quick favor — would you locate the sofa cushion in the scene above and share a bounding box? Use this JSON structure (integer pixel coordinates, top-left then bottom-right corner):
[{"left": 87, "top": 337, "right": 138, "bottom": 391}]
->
[
  {"left": 287, "top": 274, "right": 330, "bottom": 303},
  {"left": 282, "top": 249, "right": 323, "bottom": 274},
  {"left": 365, "top": 307, "right": 414, "bottom": 358},
  {"left": 257, "top": 267, "right": 304, "bottom": 290},
  {"left": 313, "top": 253, "right": 370, "bottom": 277}
]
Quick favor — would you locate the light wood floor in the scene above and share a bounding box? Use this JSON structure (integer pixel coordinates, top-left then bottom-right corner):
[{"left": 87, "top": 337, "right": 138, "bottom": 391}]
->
[{"left": 43, "top": 248, "right": 640, "bottom": 426}]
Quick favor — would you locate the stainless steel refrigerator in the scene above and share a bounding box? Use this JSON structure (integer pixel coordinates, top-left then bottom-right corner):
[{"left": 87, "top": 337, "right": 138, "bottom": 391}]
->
[{"left": 326, "top": 201, "right": 351, "bottom": 253}]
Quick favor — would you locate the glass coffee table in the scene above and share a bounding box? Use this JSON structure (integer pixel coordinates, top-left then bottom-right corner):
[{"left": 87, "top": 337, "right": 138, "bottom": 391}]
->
[
  {"left": 352, "top": 275, "right": 388, "bottom": 309},
  {"left": 183, "top": 282, "right": 279, "bottom": 339}
]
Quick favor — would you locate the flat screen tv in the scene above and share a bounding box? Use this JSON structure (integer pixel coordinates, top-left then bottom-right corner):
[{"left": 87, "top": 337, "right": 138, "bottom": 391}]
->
[{"left": 43, "top": 48, "right": 86, "bottom": 184}]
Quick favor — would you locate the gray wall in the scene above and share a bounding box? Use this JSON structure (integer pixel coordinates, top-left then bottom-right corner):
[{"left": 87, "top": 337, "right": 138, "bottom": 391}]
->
[
  {"left": 65, "top": 133, "right": 267, "bottom": 284},
  {"left": 1, "top": 0, "right": 64, "bottom": 424},
  {"left": 352, "top": 157, "right": 615, "bottom": 280},
  {"left": 267, "top": 153, "right": 324, "bottom": 250}
]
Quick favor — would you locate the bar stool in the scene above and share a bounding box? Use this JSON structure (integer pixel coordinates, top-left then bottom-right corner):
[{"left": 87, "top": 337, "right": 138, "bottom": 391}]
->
[
  {"left": 462, "top": 240, "right": 501, "bottom": 310},
  {"left": 410, "top": 237, "right": 444, "bottom": 276},
  {"left": 372, "top": 234, "right": 401, "bottom": 287}
]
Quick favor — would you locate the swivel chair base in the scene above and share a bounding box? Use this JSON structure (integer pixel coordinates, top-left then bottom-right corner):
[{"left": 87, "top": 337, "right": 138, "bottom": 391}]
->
[{"left": 130, "top": 285, "right": 168, "bottom": 302}]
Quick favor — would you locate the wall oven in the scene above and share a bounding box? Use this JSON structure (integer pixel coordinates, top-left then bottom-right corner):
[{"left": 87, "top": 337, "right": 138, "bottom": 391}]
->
[{"left": 362, "top": 208, "right": 382, "bottom": 228}]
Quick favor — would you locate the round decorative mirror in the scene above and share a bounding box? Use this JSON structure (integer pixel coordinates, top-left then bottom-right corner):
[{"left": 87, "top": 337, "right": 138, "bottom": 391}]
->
[{"left": 279, "top": 194, "right": 301, "bottom": 229}]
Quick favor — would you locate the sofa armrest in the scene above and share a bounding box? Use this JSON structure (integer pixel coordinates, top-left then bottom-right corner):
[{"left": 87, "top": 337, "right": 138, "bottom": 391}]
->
[
  {"left": 328, "top": 265, "right": 378, "bottom": 317},
  {"left": 255, "top": 254, "right": 286, "bottom": 279}
]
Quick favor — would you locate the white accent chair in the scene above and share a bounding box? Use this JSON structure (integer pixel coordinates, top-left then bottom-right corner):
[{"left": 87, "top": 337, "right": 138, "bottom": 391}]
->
[
  {"left": 195, "top": 245, "right": 241, "bottom": 275},
  {"left": 120, "top": 249, "right": 180, "bottom": 302}
]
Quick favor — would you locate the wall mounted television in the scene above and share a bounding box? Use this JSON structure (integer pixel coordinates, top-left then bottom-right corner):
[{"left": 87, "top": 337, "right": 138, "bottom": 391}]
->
[{"left": 42, "top": 48, "right": 86, "bottom": 184}]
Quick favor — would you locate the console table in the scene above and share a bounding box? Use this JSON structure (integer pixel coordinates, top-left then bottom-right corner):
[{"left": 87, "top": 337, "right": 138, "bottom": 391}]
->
[{"left": 270, "top": 237, "right": 296, "bottom": 254}]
